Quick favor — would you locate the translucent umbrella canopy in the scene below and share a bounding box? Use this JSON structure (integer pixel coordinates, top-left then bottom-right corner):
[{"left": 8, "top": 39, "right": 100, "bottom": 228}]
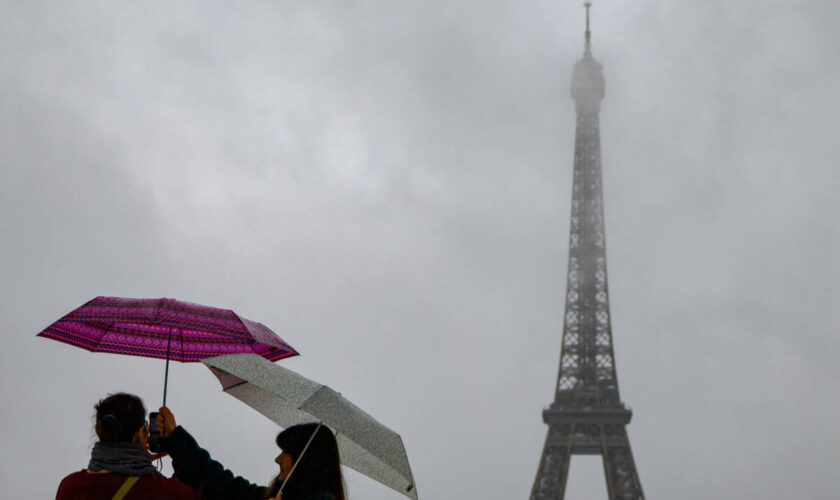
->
[{"left": 202, "top": 353, "right": 418, "bottom": 500}]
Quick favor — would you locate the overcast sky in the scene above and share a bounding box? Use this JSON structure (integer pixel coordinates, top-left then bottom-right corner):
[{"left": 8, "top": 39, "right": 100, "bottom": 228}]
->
[{"left": 2, "top": 1, "right": 838, "bottom": 499}]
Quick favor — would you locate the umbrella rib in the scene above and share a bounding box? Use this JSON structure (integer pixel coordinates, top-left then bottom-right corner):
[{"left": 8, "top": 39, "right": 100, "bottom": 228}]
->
[{"left": 224, "top": 380, "right": 250, "bottom": 391}]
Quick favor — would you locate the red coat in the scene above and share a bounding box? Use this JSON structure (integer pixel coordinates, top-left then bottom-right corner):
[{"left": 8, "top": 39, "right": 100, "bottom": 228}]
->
[{"left": 56, "top": 470, "right": 203, "bottom": 500}]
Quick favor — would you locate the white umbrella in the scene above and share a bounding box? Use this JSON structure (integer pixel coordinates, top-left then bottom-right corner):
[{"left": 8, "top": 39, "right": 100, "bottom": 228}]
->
[{"left": 202, "top": 353, "right": 418, "bottom": 499}]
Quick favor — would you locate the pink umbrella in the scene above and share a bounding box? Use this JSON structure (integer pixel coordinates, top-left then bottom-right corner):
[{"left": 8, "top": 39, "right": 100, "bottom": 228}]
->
[{"left": 37, "top": 296, "right": 299, "bottom": 404}]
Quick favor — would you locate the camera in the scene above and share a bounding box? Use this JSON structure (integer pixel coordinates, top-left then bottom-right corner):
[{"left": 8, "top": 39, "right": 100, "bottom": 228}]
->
[{"left": 149, "top": 412, "right": 162, "bottom": 452}]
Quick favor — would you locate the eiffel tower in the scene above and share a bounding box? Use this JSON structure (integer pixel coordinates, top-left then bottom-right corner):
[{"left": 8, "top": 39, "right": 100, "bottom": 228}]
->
[{"left": 529, "top": 4, "right": 645, "bottom": 499}]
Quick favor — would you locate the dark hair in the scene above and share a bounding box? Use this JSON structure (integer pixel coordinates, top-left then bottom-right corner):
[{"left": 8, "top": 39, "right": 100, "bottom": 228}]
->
[
  {"left": 264, "top": 423, "right": 346, "bottom": 500},
  {"left": 94, "top": 393, "right": 146, "bottom": 443}
]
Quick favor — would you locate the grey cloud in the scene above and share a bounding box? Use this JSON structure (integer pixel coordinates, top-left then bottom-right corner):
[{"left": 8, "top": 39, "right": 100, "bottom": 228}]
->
[{"left": 2, "top": 1, "right": 838, "bottom": 499}]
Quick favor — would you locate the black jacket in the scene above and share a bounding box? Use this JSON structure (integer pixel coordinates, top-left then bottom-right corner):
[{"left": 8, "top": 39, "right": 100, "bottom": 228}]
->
[{"left": 164, "top": 426, "right": 333, "bottom": 500}]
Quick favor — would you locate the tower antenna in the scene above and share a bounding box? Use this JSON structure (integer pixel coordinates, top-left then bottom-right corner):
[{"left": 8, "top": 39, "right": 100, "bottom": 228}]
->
[{"left": 584, "top": 2, "right": 592, "bottom": 55}]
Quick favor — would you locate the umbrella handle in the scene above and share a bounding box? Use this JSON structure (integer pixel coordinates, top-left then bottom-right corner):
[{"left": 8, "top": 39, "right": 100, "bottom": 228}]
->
[{"left": 279, "top": 422, "right": 324, "bottom": 493}]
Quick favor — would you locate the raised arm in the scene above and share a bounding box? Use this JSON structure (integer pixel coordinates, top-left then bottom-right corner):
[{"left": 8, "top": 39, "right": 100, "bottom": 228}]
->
[{"left": 158, "top": 407, "right": 267, "bottom": 500}]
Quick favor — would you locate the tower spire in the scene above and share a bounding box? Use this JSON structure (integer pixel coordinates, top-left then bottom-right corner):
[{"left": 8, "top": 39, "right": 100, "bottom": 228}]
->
[{"left": 584, "top": 2, "right": 592, "bottom": 56}]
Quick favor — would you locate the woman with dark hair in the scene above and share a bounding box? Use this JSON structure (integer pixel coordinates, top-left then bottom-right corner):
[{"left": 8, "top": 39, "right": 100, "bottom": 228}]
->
[
  {"left": 156, "top": 407, "right": 346, "bottom": 500},
  {"left": 56, "top": 393, "right": 201, "bottom": 500}
]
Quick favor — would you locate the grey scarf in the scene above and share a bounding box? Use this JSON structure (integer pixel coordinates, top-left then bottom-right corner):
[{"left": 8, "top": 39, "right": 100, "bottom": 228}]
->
[{"left": 88, "top": 441, "right": 159, "bottom": 476}]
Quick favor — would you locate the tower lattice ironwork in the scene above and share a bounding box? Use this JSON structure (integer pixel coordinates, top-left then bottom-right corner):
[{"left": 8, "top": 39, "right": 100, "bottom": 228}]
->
[{"left": 530, "top": 4, "right": 644, "bottom": 499}]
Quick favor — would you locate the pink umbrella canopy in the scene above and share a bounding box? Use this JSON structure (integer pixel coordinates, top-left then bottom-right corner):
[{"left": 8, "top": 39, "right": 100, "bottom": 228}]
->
[{"left": 37, "top": 296, "right": 299, "bottom": 362}]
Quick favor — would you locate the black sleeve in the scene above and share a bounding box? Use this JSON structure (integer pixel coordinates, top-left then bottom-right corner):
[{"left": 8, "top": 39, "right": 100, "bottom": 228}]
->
[{"left": 163, "top": 426, "right": 268, "bottom": 500}]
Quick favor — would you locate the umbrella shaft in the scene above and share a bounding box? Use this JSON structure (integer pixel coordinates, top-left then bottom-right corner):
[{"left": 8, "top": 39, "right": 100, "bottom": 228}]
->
[
  {"left": 280, "top": 422, "right": 323, "bottom": 493},
  {"left": 163, "top": 329, "right": 172, "bottom": 406},
  {"left": 163, "top": 356, "right": 169, "bottom": 406}
]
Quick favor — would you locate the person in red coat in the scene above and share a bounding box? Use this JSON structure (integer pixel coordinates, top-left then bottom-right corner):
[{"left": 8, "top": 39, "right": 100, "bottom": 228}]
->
[{"left": 55, "top": 392, "right": 202, "bottom": 500}]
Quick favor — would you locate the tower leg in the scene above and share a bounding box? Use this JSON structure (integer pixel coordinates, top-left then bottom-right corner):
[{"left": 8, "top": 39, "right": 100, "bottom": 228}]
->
[
  {"left": 601, "top": 427, "right": 644, "bottom": 499},
  {"left": 530, "top": 432, "right": 571, "bottom": 500},
  {"left": 531, "top": 423, "right": 644, "bottom": 499}
]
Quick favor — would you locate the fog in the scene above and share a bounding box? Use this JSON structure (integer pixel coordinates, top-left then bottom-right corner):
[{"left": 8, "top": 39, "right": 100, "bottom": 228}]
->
[{"left": 2, "top": 1, "right": 838, "bottom": 498}]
